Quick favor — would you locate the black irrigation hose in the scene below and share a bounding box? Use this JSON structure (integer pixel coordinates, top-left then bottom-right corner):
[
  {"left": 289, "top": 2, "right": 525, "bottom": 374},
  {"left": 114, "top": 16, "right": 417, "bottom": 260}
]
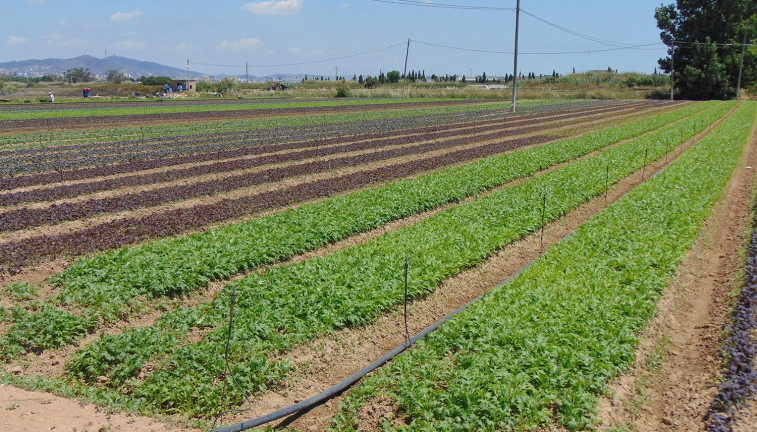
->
[{"left": 211, "top": 126, "right": 701, "bottom": 432}]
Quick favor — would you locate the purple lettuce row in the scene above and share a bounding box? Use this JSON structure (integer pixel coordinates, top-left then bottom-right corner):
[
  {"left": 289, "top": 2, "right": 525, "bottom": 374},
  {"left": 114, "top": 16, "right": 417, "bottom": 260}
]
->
[
  {"left": 0, "top": 102, "right": 649, "bottom": 209},
  {"left": 1, "top": 100, "right": 479, "bottom": 132},
  {"left": 0, "top": 100, "right": 640, "bottom": 161},
  {"left": 0, "top": 134, "right": 550, "bottom": 275},
  {"left": 705, "top": 200, "right": 757, "bottom": 431},
  {"left": 0, "top": 101, "right": 650, "bottom": 185},
  {"left": 0, "top": 121, "right": 564, "bottom": 232},
  {"left": 1, "top": 108, "right": 506, "bottom": 172}
]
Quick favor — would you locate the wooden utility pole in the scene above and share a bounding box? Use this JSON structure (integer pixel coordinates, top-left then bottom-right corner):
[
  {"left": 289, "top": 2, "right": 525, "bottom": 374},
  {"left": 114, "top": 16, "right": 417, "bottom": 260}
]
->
[
  {"left": 402, "top": 38, "right": 410, "bottom": 98},
  {"left": 511, "top": 0, "right": 521, "bottom": 113},
  {"left": 246, "top": 61, "right": 249, "bottom": 83},
  {"left": 736, "top": 28, "right": 749, "bottom": 99}
]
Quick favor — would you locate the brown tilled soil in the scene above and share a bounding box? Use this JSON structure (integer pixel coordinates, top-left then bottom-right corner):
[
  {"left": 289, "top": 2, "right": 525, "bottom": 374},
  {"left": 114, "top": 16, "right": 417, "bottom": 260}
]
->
[
  {"left": 594, "top": 109, "right": 757, "bottom": 432},
  {"left": 0, "top": 384, "right": 197, "bottom": 432}
]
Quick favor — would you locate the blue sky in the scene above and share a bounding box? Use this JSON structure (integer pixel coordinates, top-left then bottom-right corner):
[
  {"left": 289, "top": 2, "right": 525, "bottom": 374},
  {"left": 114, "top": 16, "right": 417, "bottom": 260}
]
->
[{"left": 1, "top": 0, "right": 670, "bottom": 78}]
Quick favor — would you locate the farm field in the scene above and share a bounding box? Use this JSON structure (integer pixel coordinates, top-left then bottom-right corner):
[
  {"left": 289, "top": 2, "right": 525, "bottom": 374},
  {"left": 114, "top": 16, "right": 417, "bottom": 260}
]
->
[{"left": 1, "top": 98, "right": 756, "bottom": 432}]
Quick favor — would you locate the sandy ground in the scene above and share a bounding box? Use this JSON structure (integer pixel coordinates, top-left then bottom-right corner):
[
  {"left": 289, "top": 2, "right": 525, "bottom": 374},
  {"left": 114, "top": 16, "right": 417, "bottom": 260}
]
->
[
  {"left": 0, "top": 384, "right": 197, "bottom": 432},
  {"left": 596, "top": 107, "right": 757, "bottom": 431}
]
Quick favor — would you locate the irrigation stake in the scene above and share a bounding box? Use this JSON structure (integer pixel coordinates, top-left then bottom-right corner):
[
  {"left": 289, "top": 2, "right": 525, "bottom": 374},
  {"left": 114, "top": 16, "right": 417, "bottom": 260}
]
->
[
  {"left": 404, "top": 256, "right": 409, "bottom": 347},
  {"left": 604, "top": 164, "right": 610, "bottom": 205},
  {"left": 211, "top": 285, "right": 251, "bottom": 431},
  {"left": 540, "top": 193, "right": 546, "bottom": 251},
  {"left": 665, "top": 139, "right": 669, "bottom": 163},
  {"left": 642, "top": 148, "right": 648, "bottom": 181}
]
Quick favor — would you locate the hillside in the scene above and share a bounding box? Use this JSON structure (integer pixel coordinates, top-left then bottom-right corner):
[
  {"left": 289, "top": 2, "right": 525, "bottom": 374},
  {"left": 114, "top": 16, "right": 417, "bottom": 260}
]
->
[{"left": 0, "top": 55, "right": 202, "bottom": 79}]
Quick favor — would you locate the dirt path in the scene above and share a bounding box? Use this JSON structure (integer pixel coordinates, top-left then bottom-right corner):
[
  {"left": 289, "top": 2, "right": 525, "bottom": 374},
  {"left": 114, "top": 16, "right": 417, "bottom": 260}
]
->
[
  {"left": 596, "top": 109, "right": 757, "bottom": 431},
  {"left": 0, "top": 384, "right": 198, "bottom": 432}
]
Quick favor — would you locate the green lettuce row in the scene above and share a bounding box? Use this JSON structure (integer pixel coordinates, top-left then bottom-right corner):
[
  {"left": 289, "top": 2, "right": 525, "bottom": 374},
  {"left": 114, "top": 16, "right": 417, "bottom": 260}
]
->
[
  {"left": 328, "top": 102, "right": 757, "bottom": 431},
  {"left": 0, "top": 98, "right": 455, "bottom": 121},
  {"left": 1, "top": 100, "right": 540, "bottom": 149},
  {"left": 51, "top": 101, "right": 717, "bottom": 321},
  {"left": 64, "top": 102, "right": 731, "bottom": 417}
]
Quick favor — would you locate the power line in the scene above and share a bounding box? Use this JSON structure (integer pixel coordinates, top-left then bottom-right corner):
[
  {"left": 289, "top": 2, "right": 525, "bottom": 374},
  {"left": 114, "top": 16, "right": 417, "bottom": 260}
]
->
[
  {"left": 189, "top": 42, "right": 406, "bottom": 70},
  {"left": 411, "top": 39, "right": 664, "bottom": 55},
  {"left": 519, "top": 8, "right": 648, "bottom": 48}
]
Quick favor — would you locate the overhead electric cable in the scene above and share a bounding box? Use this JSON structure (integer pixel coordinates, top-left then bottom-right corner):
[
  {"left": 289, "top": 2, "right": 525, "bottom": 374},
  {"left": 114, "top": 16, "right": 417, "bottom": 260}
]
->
[
  {"left": 411, "top": 39, "right": 664, "bottom": 55},
  {"left": 189, "top": 42, "right": 406, "bottom": 69}
]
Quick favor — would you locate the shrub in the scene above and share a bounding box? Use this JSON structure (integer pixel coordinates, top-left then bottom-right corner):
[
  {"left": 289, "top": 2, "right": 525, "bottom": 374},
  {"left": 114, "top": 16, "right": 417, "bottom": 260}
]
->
[{"left": 335, "top": 83, "right": 351, "bottom": 98}]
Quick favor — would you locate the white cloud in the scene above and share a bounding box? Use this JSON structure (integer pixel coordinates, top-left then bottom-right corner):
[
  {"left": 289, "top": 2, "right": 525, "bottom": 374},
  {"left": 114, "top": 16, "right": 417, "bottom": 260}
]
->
[
  {"left": 111, "top": 9, "right": 143, "bottom": 22},
  {"left": 242, "top": 0, "right": 303, "bottom": 15},
  {"left": 6, "top": 35, "right": 29, "bottom": 45},
  {"left": 114, "top": 39, "right": 147, "bottom": 50},
  {"left": 24, "top": 0, "right": 47, "bottom": 5},
  {"left": 122, "top": 31, "right": 138, "bottom": 37},
  {"left": 58, "top": 20, "right": 72, "bottom": 28},
  {"left": 288, "top": 47, "right": 303, "bottom": 55},
  {"left": 342, "top": 3, "right": 352, "bottom": 8},
  {"left": 216, "top": 38, "right": 264, "bottom": 52},
  {"left": 43, "top": 32, "right": 89, "bottom": 47}
]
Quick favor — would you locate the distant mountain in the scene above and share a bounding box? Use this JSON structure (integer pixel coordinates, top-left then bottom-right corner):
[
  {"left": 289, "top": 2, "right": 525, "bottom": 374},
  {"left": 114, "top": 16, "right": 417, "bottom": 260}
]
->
[{"left": 0, "top": 55, "right": 203, "bottom": 79}]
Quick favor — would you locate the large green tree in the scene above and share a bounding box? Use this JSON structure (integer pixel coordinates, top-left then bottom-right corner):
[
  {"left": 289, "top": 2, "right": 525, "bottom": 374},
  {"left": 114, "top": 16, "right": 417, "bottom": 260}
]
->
[
  {"left": 63, "top": 68, "right": 93, "bottom": 83},
  {"left": 656, "top": 0, "right": 756, "bottom": 100}
]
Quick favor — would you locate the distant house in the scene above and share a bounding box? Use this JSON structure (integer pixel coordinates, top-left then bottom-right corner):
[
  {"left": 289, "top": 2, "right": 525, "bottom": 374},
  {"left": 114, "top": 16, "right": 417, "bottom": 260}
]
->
[{"left": 171, "top": 79, "right": 197, "bottom": 92}]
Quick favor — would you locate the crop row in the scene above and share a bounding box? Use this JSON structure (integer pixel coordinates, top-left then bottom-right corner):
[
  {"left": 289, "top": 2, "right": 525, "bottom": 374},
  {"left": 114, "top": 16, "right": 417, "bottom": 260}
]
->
[
  {"left": 0, "top": 101, "right": 641, "bottom": 182},
  {"left": 0, "top": 102, "right": 650, "bottom": 208},
  {"left": 6, "top": 102, "right": 726, "bottom": 418},
  {"left": 0, "top": 98, "right": 467, "bottom": 122},
  {"left": 0, "top": 100, "right": 639, "bottom": 158},
  {"left": 40, "top": 101, "right": 717, "bottom": 325},
  {"left": 45, "top": 101, "right": 717, "bottom": 317},
  {"left": 0, "top": 104, "right": 712, "bottom": 275},
  {"left": 326, "top": 101, "right": 757, "bottom": 432},
  {"left": 0, "top": 106, "right": 659, "bottom": 230},
  {"left": 1, "top": 100, "right": 485, "bottom": 133},
  {"left": 1, "top": 100, "right": 640, "bottom": 162}
]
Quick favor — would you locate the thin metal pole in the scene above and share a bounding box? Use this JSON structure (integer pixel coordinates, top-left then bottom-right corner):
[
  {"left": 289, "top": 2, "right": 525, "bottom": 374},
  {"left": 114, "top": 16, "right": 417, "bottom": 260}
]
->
[
  {"left": 245, "top": 61, "right": 249, "bottom": 83},
  {"left": 604, "top": 164, "right": 610, "bottom": 205},
  {"left": 540, "top": 192, "right": 546, "bottom": 251},
  {"left": 511, "top": 0, "right": 520, "bottom": 113},
  {"left": 642, "top": 148, "right": 648, "bottom": 181},
  {"left": 402, "top": 38, "right": 410, "bottom": 98},
  {"left": 736, "top": 28, "right": 749, "bottom": 99},
  {"left": 404, "top": 256, "right": 409, "bottom": 346}
]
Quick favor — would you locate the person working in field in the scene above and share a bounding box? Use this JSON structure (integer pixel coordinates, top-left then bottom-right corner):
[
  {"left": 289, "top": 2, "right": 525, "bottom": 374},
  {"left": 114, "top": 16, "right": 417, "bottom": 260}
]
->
[{"left": 48, "top": 92, "right": 54, "bottom": 103}]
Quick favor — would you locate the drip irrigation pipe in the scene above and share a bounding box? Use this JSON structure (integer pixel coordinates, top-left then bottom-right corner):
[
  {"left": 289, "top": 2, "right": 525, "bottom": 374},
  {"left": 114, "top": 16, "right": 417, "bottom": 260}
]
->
[{"left": 211, "top": 121, "right": 709, "bottom": 432}]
